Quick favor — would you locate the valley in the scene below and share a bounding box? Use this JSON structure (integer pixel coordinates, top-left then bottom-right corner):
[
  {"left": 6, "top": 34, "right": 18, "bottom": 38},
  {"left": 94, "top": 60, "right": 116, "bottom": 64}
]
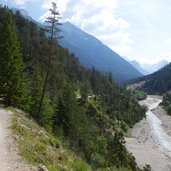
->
[
  {"left": 0, "top": 2, "right": 171, "bottom": 171},
  {"left": 126, "top": 96, "right": 171, "bottom": 171}
]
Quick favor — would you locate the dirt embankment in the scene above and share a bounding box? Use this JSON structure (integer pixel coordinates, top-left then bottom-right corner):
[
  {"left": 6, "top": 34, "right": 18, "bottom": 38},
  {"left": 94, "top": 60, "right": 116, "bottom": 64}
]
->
[{"left": 0, "top": 108, "right": 36, "bottom": 171}]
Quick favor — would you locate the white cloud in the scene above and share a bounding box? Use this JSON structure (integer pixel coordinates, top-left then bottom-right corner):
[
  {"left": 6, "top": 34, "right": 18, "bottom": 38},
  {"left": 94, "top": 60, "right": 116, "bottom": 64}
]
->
[
  {"left": 9, "top": 0, "right": 36, "bottom": 6},
  {"left": 39, "top": 0, "right": 134, "bottom": 56},
  {"left": 165, "top": 38, "right": 171, "bottom": 44},
  {"left": 39, "top": 0, "right": 69, "bottom": 21},
  {"left": 39, "top": 11, "right": 50, "bottom": 21},
  {"left": 136, "top": 57, "right": 156, "bottom": 65},
  {"left": 11, "top": 0, "right": 29, "bottom": 5},
  {"left": 110, "top": 45, "right": 133, "bottom": 56},
  {"left": 41, "top": 0, "right": 69, "bottom": 13},
  {"left": 156, "top": 52, "right": 171, "bottom": 62},
  {"left": 5, "top": 0, "right": 171, "bottom": 65},
  {"left": 134, "top": 53, "right": 171, "bottom": 65}
]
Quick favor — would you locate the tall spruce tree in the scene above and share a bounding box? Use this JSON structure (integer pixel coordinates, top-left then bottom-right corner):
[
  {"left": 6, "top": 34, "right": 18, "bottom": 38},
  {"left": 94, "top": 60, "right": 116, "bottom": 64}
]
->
[
  {"left": 0, "top": 12, "right": 28, "bottom": 109},
  {"left": 37, "top": 2, "right": 61, "bottom": 119}
]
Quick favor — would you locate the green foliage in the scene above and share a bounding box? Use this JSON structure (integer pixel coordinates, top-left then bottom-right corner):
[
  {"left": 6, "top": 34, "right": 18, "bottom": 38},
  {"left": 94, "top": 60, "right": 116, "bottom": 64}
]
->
[
  {"left": 90, "top": 153, "right": 106, "bottom": 168},
  {"left": 0, "top": 11, "right": 29, "bottom": 110},
  {"left": 29, "top": 70, "right": 43, "bottom": 116},
  {"left": 162, "top": 93, "right": 171, "bottom": 115},
  {"left": 0, "top": 7, "right": 146, "bottom": 171},
  {"left": 131, "top": 90, "right": 147, "bottom": 101},
  {"left": 167, "top": 104, "right": 171, "bottom": 115},
  {"left": 55, "top": 83, "right": 77, "bottom": 135},
  {"left": 40, "top": 95, "right": 55, "bottom": 131},
  {"left": 72, "top": 159, "right": 90, "bottom": 171},
  {"left": 11, "top": 109, "right": 91, "bottom": 171},
  {"left": 108, "top": 132, "right": 128, "bottom": 168}
]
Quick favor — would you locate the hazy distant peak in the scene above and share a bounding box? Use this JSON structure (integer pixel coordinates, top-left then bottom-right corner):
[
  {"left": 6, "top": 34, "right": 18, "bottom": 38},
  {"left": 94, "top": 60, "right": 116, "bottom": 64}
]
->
[
  {"left": 11, "top": 8, "right": 29, "bottom": 17},
  {"left": 140, "top": 60, "right": 169, "bottom": 74}
]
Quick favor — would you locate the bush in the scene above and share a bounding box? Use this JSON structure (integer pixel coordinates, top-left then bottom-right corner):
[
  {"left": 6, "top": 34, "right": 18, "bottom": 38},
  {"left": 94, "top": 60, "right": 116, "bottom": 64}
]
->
[
  {"left": 90, "top": 153, "right": 106, "bottom": 168},
  {"left": 132, "top": 90, "right": 147, "bottom": 101},
  {"left": 167, "top": 104, "right": 171, "bottom": 115},
  {"left": 72, "top": 159, "right": 90, "bottom": 171}
]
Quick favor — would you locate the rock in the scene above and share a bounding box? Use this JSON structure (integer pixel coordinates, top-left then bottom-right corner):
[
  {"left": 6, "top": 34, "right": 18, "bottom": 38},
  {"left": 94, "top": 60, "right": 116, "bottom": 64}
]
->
[
  {"left": 37, "top": 165, "right": 49, "bottom": 171},
  {"left": 37, "top": 130, "right": 47, "bottom": 136},
  {"left": 58, "top": 156, "right": 62, "bottom": 160}
]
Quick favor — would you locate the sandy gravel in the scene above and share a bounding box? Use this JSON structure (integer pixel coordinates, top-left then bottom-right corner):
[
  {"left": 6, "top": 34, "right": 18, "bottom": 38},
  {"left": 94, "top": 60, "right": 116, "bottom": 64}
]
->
[
  {"left": 126, "top": 96, "right": 171, "bottom": 171},
  {"left": 0, "top": 108, "right": 36, "bottom": 171},
  {"left": 153, "top": 106, "right": 171, "bottom": 137}
]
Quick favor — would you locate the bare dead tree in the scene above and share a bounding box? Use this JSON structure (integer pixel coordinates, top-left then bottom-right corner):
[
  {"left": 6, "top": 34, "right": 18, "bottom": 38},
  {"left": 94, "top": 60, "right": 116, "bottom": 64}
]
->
[{"left": 37, "top": 2, "right": 62, "bottom": 119}]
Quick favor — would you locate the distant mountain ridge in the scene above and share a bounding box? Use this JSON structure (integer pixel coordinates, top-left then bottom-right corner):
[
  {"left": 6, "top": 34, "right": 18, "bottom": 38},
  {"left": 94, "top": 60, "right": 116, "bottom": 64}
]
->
[
  {"left": 11, "top": 8, "right": 42, "bottom": 27},
  {"left": 124, "top": 57, "right": 168, "bottom": 75},
  {"left": 141, "top": 60, "right": 168, "bottom": 74},
  {"left": 11, "top": 8, "right": 142, "bottom": 83},
  {"left": 129, "top": 60, "right": 149, "bottom": 75}
]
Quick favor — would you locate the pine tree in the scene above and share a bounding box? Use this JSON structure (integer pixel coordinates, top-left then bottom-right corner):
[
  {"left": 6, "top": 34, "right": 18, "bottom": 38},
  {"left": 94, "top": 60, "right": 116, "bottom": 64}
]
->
[
  {"left": 29, "top": 69, "right": 43, "bottom": 118},
  {"left": 0, "top": 12, "right": 28, "bottom": 109},
  {"left": 37, "top": 2, "right": 61, "bottom": 119},
  {"left": 108, "top": 131, "right": 129, "bottom": 168},
  {"left": 55, "top": 83, "right": 75, "bottom": 135}
]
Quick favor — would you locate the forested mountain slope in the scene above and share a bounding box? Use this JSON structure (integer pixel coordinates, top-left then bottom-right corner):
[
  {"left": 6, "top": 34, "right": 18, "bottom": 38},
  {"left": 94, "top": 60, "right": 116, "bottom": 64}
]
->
[
  {"left": 129, "top": 62, "right": 171, "bottom": 94},
  {"left": 0, "top": 6, "right": 148, "bottom": 171}
]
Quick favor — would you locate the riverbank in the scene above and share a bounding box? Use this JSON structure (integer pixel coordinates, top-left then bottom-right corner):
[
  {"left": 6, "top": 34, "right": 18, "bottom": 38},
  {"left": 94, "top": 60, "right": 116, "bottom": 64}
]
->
[
  {"left": 126, "top": 95, "right": 171, "bottom": 171},
  {"left": 153, "top": 106, "right": 171, "bottom": 137}
]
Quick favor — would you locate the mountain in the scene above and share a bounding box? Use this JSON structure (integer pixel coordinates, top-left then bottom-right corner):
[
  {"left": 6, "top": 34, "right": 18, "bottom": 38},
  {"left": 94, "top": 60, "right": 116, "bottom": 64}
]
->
[
  {"left": 59, "top": 22, "right": 142, "bottom": 83},
  {"left": 129, "top": 62, "right": 171, "bottom": 94},
  {"left": 124, "top": 57, "right": 168, "bottom": 75},
  {"left": 11, "top": 8, "right": 42, "bottom": 27},
  {"left": 0, "top": 6, "right": 145, "bottom": 170},
  {"left": 140, "top": 60, "right": 168, "bottom": 74},
  {"left": 11, "top": 9, "right": 142, "bottom": 83},
  {"left": 12, "top": 8, "right": 31, "bottom": 19},
  {"left": 130, "top": 60, "right": 149, "bottom": 75}
]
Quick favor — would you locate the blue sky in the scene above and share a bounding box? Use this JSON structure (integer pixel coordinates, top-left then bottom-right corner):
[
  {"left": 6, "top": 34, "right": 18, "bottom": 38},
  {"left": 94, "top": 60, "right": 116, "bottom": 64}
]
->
[{"left": 1, "top": 0, "right": 171, "bottom": 64}]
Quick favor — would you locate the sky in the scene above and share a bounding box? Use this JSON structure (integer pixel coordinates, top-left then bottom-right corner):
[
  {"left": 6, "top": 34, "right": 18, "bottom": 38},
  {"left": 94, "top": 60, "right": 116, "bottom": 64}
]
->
[{"left": 1, "top": 0, "right": 171, "bottom": 64}]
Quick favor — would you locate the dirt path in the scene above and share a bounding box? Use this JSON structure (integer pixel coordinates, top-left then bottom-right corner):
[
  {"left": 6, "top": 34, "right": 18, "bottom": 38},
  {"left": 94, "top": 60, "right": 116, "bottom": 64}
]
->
[
  {"left": 126, "top": 96, "right": 171, "bottom": 171},
  {"left": 0, "top": 108, "right": 35, "bottom": 171}
]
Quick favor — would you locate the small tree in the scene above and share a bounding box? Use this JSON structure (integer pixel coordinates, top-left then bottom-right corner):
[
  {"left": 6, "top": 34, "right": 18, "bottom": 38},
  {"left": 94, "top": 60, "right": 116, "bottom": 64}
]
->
[
  {"left": 37, "top": 2, "right": 62, "bottom": 119},
  {"left": 0, "top": 12, "right": 28, "bottom": 109}
]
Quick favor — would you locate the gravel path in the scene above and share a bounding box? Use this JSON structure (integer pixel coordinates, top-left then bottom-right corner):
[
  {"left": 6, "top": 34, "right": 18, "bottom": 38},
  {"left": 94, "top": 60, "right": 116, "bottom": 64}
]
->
[
  {"left": 126, "top": 96, "right": 171, "bottom": 171},
  {"left": 0, "top": 108, "right": 35, "bottom": 171}
]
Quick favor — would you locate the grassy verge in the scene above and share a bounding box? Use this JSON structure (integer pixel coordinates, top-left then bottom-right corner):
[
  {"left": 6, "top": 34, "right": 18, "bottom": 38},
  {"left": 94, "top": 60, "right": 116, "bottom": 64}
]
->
[
  {"left": 9, "top": 107, "right": 90, "bottom": 171},
  {"left": 9, "top": 107, "right": 137, "bottom": 171}
]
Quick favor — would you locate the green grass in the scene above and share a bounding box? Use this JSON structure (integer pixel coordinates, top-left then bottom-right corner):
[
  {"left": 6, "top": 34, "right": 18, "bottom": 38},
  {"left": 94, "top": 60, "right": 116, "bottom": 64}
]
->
[
  {"left": 10, "top": 108, "right": 91, "bottom": 171},
  {"left": 72, "top": 159, "right": 90, "bottom": 171}
]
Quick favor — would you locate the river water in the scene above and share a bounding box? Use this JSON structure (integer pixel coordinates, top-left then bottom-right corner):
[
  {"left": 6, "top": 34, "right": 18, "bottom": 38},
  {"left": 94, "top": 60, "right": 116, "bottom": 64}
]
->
[{"left": 146, "top": 97, "right": 171, "bottom": 152}]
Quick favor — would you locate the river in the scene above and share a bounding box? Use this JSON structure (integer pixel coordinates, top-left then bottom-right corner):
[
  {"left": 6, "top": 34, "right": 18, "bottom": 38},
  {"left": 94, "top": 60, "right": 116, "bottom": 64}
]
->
[
  {"left": 146, "top": 97, "right": 171, "bottom": 152},
  {"left": 126, "top": 95, "right": 171, "bottom": 171}
]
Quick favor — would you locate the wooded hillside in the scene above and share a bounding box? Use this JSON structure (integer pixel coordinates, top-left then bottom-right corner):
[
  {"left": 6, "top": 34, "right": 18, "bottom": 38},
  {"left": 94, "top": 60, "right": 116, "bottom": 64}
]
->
[{"left": 0, "top": 6, "right": 148, "bottom": 171}]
